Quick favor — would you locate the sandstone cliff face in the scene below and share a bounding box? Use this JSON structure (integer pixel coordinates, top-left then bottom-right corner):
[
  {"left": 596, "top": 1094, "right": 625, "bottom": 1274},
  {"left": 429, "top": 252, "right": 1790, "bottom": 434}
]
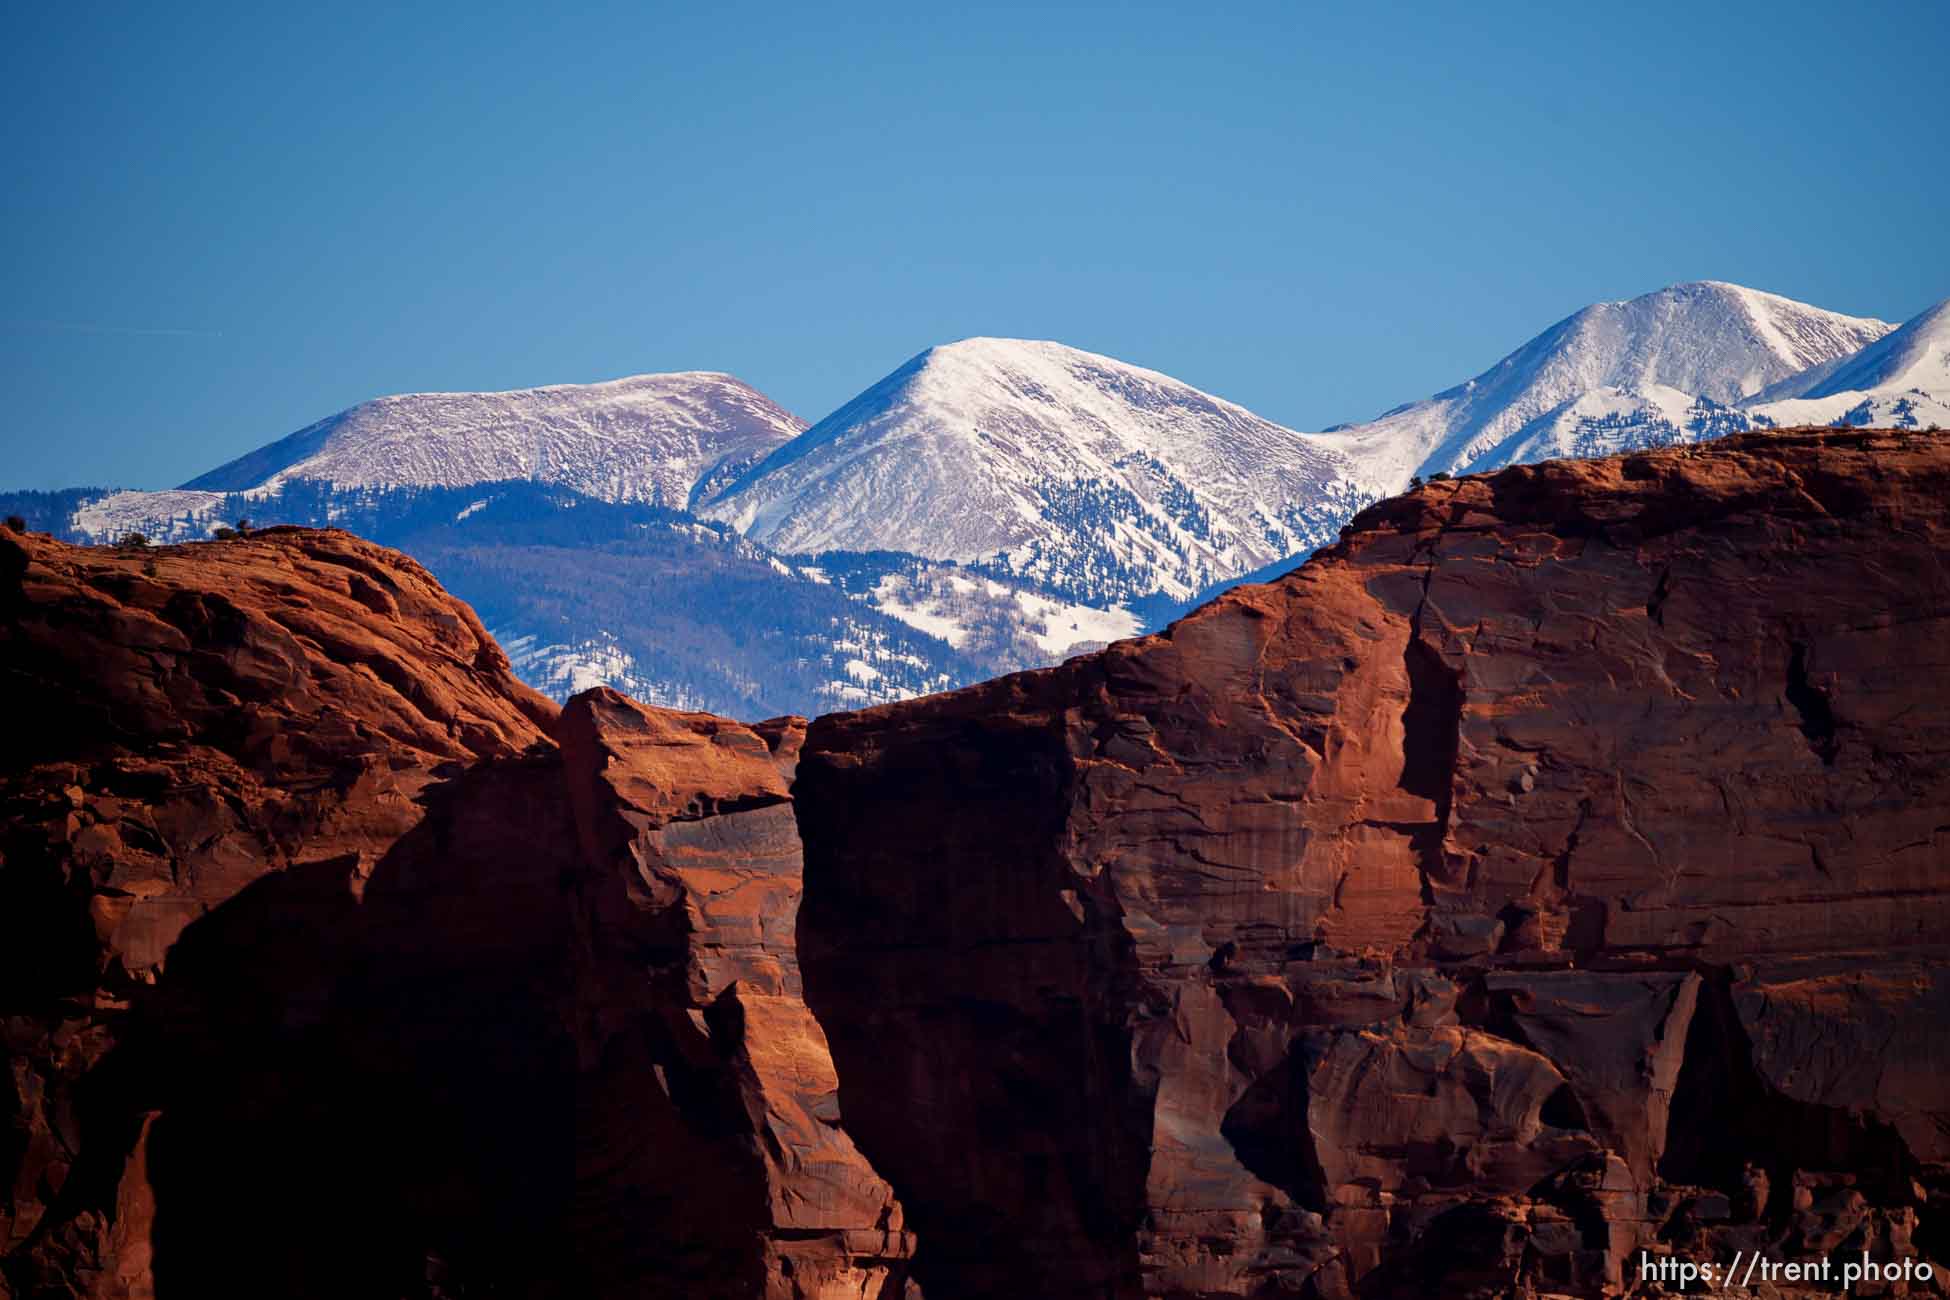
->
[
  {"left": 6, "top": 429, "right": 1947, "bottom": 1300},
  {"left": 550, "top": 690, "right": 914, "bottom": 1298},
  {"left": 0, "top": 527, "right": 911, "bottom": 1299},
  {"left": 796, "top": 429, "right": 1950, "bottom": 1298}
]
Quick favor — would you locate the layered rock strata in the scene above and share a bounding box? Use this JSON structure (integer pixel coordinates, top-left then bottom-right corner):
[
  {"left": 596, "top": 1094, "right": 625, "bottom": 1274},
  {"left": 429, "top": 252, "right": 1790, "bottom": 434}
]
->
[
  {"left": 0, "top": 526, "right": 911, "bottom": 1299},
  {"left": 795, "top": 428, "right": 1950, "bottom": 1298}
]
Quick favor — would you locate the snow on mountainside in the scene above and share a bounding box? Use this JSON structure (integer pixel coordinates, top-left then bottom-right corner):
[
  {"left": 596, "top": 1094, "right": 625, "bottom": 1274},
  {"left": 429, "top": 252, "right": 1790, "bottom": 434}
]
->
[
  {"left": 1745, "top": 297, "right": 1950, "bottom": 431},
  {"left": 28, "top": 282, "right": 1950, "bottom": 717},
  {"left": 498, "top": 628, "right": 699, "bottom": 710},
  {"left": 1470, "top": 386, "right": 1758, "bottom": 472},
  {"left": 697, "top": 338, "right": 1371, "bottom": 604},
  {"left": 1775, "top": 297, "right": 1950, "bottom": 398},
  {"left": 1317, "top": 282, "right": 1893, "bottom": 486},
  {"left": 869, "top": 568, "right": 1142, "bottom": 663},
  {"left": 73, "top": 488, "right": 230, "bottom": 543},
  {"left": 182, "top": 371, "right": 805, "bottom": 509},
  {"left": 39, "top": 478, "right": 996, "bottom": 718}
]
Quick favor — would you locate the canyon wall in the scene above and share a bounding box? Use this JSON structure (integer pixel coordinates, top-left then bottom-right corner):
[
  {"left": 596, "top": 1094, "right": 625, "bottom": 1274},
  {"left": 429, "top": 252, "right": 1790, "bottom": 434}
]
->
[
  {"left": 4, "top": 427, "right": 1947, "bottom": 1299},
  {"left": 796, "top": 428, "right": 1950, "bottom": 1298},
  {"left": 0, "top": 527, "right": 911, "bottom": 1299}
]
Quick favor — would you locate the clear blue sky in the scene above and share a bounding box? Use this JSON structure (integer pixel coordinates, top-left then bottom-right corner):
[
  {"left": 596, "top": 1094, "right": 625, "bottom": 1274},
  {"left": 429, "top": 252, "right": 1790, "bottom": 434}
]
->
[{"left": 4, "top": 0, "right": 1945, "bottom": 488}]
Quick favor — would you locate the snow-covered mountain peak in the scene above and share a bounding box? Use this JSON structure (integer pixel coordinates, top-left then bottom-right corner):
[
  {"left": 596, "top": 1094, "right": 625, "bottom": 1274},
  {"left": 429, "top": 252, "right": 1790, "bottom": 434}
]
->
[
  {"left": 1606, "top": 281, "right": 1893, "bottom": 390},
  {"left": 1499, "top": 280, "right": 1890, "bottom": 408},
  {"left": 782, "top": 336, "right": 1274, "bottom": 453},
  {"left": 913, "top": 334, "right": 1237, "bottom": 392},
  {"left": 1315, "top": 281, "right": 1894, "bottom": 487},
  {"left": 1738, "top": 296, "right": 1950, "bottom": 431},
  {"left": 1790, "top": 297, "right": 1950, "bottom": 399},
  {"left": 181, "top": 370, "right": 806, "bottom": 509},
  {"left": 698, "top": 337, "right": 1366, "bottom": 603}
]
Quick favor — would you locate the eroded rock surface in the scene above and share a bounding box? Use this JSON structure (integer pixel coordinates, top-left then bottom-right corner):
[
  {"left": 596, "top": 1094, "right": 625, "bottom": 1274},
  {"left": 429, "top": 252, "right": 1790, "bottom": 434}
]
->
[
  {"left": 796, "top": 428, "right": 1950, "bottom": 1298},
  {"left": 0, "top": 527, "right": 911, "bottom": 1299}
]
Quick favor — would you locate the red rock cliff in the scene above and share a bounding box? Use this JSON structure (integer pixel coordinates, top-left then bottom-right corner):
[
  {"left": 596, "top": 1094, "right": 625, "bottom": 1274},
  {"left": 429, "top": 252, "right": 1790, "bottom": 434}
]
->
[
  {"left": 795, "top": 428, "right": 1950, "bottom": 1299},
  {"left": 0, "top": 527, "right": 912, "bottom": 1299},
  {"left": 6, "top": 428, "right": 1947, "bottom": 1300}
]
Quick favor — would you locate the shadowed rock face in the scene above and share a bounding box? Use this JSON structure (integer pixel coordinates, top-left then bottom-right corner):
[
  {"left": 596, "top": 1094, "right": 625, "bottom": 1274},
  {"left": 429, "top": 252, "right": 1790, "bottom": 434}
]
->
[
  {"left": 796, "top": 428, "right": 1950, "bottom": 1299},
  {"left": 0, "top": 527, "right": 911, "bottom": 1299}
]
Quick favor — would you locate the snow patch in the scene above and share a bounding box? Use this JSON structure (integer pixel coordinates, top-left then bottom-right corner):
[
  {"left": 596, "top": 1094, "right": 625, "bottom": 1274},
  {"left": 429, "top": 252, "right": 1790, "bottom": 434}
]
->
[
  {"left": 498, "top": 628, "right": 704, "bottom": 710},
  {"left": 71, "top": 489, "right": 230, "bottom": 543},
  {"left": 870, "top": 569, "right": 1141, "bottom": 661}
]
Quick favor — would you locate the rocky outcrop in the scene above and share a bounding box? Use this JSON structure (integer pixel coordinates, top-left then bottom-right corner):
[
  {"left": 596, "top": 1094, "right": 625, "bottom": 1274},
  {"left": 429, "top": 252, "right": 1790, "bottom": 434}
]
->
[
  {"left": 0, "top": 527, "right": 911, "bottom": 1299},
  {"left": 550, "top": 689, "right": 914, "bottom": 1298},
  {"left": 796, "top": 428, "right": 1950, "bottom": 1298}
]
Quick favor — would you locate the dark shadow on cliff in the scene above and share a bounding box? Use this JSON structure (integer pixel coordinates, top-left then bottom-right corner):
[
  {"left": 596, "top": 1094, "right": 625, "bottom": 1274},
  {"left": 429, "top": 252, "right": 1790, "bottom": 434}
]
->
[
  {"left": 797, "top": 710, "right": 1156, "bottom": 1300},
  {"left": 1658, "top": 971, "right": 1918, "bottom": 1215},
  {"left": 118, "top": 749, "right": 790, "bottom": 1300},
  {"left": 136, "top": 754, "right": 581, "bottom": 1298},
  {"left": 1220, "top": 1049, "right": 1327, "bottom": 1215}
]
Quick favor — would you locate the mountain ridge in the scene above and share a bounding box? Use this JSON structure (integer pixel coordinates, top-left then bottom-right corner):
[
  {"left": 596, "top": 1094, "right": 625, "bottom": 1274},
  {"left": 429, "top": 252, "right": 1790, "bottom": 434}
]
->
[
  {"left": 183, "top": 369, "right": 806, "bottom": 510},
  {"left": 15, "top": 280, "right": 1950, "bottom": 720},
  {"left": 1311, "top": 280, "right": 1893, "bottom": 485},
  {"left": 1744, "top": 296, "right": 1950, "bottom": 429}
]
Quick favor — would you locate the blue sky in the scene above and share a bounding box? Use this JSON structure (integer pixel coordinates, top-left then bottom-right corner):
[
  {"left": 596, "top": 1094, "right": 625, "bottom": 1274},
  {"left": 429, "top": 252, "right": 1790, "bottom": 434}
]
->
[{"left": 4, "top": 0, "right": 1945, "bottom": 488}]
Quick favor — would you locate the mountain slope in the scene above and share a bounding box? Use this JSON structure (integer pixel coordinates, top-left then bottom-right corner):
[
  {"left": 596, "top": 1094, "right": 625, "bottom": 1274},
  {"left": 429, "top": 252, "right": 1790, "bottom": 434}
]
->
[
  {"left": 1778, "top": 297, "right": 1950, "bottom": 398},
  {"left": 183, "top": 371, "right": 806, "bottom": 509},
  {"left": 26, "top": 477, "right": 1048, "bottom": 717},
  {"left": 1746, "top": 297, "right": 1950, "bottom": 429},
  {"left": 1317, "top": 281, "right": 1893, "bottom": 485},
  {"left": 697, "top": 338, "right": 1369, "bottom": 603},
  {"left": 395, "top": 496, "right": 989, "bottom": 717},
  {"left": 1464, "top": 385, "right": 1758, "bottom": 473}
]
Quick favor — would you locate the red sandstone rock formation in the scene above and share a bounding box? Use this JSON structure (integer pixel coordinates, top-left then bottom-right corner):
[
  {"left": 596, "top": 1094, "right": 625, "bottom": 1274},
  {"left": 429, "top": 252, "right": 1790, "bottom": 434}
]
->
[
  {"left": 552, "top": 689, "right": 914, "bottom": 1297},
  {"left": 6, "top": 428, "right": 1947, "bottom": 1299},
  {"left": 0, "top": 527, "right": 912, "bottom": 1299},
  {"left": 795, "top": 428, "right": 1950, "bottom": 1298}
]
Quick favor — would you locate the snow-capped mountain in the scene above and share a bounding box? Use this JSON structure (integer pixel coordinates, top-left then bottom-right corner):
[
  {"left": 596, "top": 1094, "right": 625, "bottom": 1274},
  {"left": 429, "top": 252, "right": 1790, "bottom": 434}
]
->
[
  {"left": 1747, "top": 297, "right": 1950, "bottom": 430},
  {"left": 20, "top": 280, "right": 1948, "bottom": 721},
  {"left": 182, "top": 371, "right": 805, "bottom": 509},
  {"left": 697, "top": 338, "right": 1369, "bottom": 603},
  {"left": 1317, "top": 281, "right": 1893, "bottom": 486}
]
